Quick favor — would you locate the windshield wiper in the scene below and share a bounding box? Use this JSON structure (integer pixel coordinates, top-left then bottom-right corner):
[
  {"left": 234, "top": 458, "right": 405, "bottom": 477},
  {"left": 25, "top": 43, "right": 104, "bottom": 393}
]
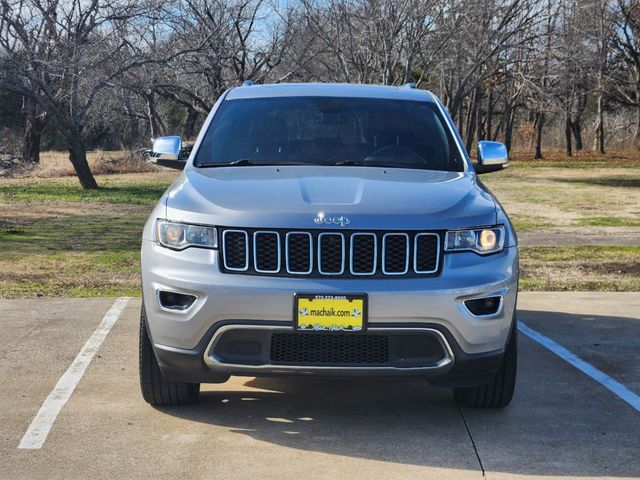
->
[
  {"left": 332, "top": 160, "right": 366, "bottom": 166},
  {"left": 198, "top": 159, "right": 257, "bottom": 167},
  {"left": 198, "top": 159, "right": 319, "bottom": 168}
]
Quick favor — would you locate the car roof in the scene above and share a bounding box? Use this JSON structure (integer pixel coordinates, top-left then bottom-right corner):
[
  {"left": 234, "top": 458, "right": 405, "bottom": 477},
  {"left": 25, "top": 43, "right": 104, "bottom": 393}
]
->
[{"left": 225, "top": 82, "right": 436, "bottom": 102}]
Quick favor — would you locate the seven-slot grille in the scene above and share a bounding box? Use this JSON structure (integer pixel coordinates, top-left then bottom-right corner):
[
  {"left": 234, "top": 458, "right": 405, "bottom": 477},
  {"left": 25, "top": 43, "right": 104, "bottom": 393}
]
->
[{"left": 219, "top": 228, "right": 441, "bottom": 278}]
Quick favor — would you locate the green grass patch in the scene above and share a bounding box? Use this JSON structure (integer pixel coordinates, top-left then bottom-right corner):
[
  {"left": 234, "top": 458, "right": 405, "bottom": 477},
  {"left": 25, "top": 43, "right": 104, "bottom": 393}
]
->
[
  {"left": 0, "top": 213, "right": 147, "bottom": 252},
  {"left": 521, "top": 245, "right": 640, "bottom": 261},
  {"left": 519, "top": 278, "right": 640, "bottom": 291},
  {"left": 552, "top": 176, "right": 640, "bottom": 188},
  {"left": 508, "top": 214, "right": 555, "bottom": 232},
  {"left": 0, "top": 175, "right": 172, "bottom": 205},
  {"left": 574, "top": 216, "right": 640, "bottom": 227},
  {"left": 519, "top": 246, "right": 640, "bottom": 291},
  {"left": 0, "top": 251, "right": 141, "bottom": 298}
]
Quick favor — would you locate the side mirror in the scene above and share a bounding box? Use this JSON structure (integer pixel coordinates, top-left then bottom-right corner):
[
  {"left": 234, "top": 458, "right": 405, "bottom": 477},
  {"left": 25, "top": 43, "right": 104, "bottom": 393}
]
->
[
  {"left": 150, "top": 136, "right": 186, "bottom": 170},
  {"left": 475, "top": 141, "right": 509, "bottom": 174}
]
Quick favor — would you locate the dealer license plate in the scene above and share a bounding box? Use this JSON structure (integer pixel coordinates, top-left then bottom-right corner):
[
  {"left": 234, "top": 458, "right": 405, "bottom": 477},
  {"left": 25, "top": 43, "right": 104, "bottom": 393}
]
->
[{"left": 294, "top": 294, "right": 367, "bottom": 332}]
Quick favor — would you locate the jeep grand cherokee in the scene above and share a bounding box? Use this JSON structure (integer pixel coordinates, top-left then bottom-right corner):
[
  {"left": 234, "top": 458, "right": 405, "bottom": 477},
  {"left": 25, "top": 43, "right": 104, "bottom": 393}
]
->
[{"left": 140, "top": 82, "right": 518, "bottom": 408}]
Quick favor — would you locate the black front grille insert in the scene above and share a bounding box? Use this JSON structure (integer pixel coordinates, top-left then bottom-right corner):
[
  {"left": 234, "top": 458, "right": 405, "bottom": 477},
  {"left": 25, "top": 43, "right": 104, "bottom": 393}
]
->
[
  {"left": 211, "top": 328, "right": 449, "bottom": 369},
  {"left": 219, "top": 228, "right": 442, "bottom": 278},
  {"left": 351, "top": 233, "right": 376, "bottom": 274},
  {"left": 383, "top": 234, "right": 409, "bottom": 274},
  {"left": 222, "top": 230, "right": 248, "bottom": 271},
  {"left": 271, "top": 333, "right": 389, "bottom": 364},
  {"left": 254, "top": 232, "right": 280, "bottom": 273},
  {"left": 318, "top": 233, "right": 344, "bottom": 274},
  {"left": 415, "top": 233, "right": 440, "bottom": 273},
  {"left": 286, "top": 232, "right": 312, "bottom": 273}
]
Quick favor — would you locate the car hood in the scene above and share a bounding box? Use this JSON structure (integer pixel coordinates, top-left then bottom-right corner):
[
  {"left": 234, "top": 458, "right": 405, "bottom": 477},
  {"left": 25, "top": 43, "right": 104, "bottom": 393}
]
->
[{"left": 165, "top": 166, "right": 497, "bottom": 230}]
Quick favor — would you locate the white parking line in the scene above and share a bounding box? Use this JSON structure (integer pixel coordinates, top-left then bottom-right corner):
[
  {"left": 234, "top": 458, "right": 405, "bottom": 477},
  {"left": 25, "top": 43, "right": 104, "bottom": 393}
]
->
[
  {"left": 518, "top": 322, "right": 640, "bottom": 413},
  {"left": 18, "top": 297, "right": 130, "bottom": 449}
]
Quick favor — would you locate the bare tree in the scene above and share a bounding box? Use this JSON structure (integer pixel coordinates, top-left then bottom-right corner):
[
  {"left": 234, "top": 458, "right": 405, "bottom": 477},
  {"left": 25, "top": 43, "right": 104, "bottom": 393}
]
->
[{"left": 0, "top": 0, "right": 635, "bottom": 162}]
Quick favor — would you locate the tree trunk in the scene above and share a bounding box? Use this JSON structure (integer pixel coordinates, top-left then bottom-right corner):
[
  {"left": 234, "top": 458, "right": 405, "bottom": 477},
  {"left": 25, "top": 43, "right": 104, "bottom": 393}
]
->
[
  {"left": 594, "top": 91, "right": 605, "bottom": 154},
  {"left": 534, "top": 111, "right": 545, "bottom": 159},
  {"left": 68, "top": 133, "right": 98, "bottom": 189},
  {"left": 124, "top": 96, "right": 140, "bottom": 148},
  {"left": 504, "top": 106, "right": 517, "bottom": 153},
  {"left": 634, "top": 104, "right": 640, "bottom": 147},
  {"left": 571, "top": 95, "right": 586, "bottom": 151},
  {"left": 486, "top": 87, "right": 494, "bottom": 140},
  {"left": 21, "top": 96, "right": 48, "bottom": 163},
  {"left": 22, "top": 118, "right": 44, "bottom": 163},
  {"left": 129, "top": 115, "right": 140, "bottom": 148},
  {"left": 565, "top": 115, "right": 573, "bottom": 157},
  {"left": 182, "top": 108, "right": 199, "bottom": 139},
  {"left": 456, "top": 102, "right": 464, "bottom": 135},
  {"left": 571, "top": 119, "right": 583, "bottom": 151},
  {"left": 145, "top": 91, "right": 164, "bottom": 139},
  {"left": 475, "top": 87, "right": 485, "bottom": 143},
  {"left": 465, "top": 89, "right": 478, "bottom": 153}
]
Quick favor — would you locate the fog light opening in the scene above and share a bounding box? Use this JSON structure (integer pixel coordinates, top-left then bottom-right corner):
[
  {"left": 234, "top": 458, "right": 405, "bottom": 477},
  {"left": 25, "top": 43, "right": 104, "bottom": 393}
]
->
[
  {"left": 464, "top": 296, "right": 502, "bottom": 317},
  {"left": 158, "top": 291, "right": 197, "bottom": 311}
]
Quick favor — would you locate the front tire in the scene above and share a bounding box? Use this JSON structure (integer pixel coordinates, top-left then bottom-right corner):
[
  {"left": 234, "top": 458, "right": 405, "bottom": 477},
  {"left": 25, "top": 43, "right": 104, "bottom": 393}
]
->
[
  {"left": 139, "top": 304, "right": 200, "bottom": 405},
  {"left": 453, "top": 320, "right": 517, "bottom": 409}
]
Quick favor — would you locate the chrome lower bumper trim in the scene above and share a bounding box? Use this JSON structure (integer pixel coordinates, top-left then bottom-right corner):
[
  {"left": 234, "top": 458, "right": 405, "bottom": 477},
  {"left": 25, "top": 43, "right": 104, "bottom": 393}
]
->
[{"left": 203, "top": 325, "right": 455, "bottom": 373}]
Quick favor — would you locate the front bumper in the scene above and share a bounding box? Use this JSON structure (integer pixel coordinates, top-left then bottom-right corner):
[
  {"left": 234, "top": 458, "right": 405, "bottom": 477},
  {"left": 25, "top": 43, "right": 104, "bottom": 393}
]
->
[
  {"left": 151, "top": 320, "right": 508, "bottom": 387},
  {"left": 141, "top": 240, "right": 518, "bottom": 382}
]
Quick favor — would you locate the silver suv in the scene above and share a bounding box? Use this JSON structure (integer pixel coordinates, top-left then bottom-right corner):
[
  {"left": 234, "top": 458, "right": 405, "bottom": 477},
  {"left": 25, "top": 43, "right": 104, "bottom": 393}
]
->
[{"left": 140, "top": 83, "right": 518, "bottom": 409}]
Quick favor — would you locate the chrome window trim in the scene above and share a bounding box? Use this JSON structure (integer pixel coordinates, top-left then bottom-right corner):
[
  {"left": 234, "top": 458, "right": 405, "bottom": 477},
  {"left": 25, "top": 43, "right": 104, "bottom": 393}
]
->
[
  {"left": 382, "top": 233, "right": 410, "bottom": 275},
  {"left": 285, "top": 231, "right": 313, "bottom": 275},
  {"left": 203, "top": 325, "right": 454, "bottom": 371},
  {"left": 350, "top": 232, "right": 377, "bottom": 276},
  {"left": 222, "top": 229, "right": 249, "bottom": 272},
  {"left": 253, "top": 231, "right": 281, "bottom": 274},
  {"left": 413, "top": 233, "right": 440, "bottom": 274},
  {"left": 317, "top": 232, "right": 345, "bottom": 275}
]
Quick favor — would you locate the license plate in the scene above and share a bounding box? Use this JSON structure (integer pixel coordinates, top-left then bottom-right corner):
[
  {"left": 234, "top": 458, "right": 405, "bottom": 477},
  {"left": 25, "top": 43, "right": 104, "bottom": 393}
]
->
[{"left": 294, "top": 294, "right": 367, "bottom": 332}]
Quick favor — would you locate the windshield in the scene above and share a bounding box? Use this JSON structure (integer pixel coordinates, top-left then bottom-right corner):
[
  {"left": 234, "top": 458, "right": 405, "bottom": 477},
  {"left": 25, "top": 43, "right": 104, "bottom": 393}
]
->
[{"left": 194, "top": 96, "right": 464, "bottom": 172}]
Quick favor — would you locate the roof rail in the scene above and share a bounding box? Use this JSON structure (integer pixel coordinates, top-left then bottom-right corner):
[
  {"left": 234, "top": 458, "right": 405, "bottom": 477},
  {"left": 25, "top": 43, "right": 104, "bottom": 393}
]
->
[
  {"left": 242, "top": 79, "right": 254, "bottom": 87},
  {"left": 402, "top": 82, "right": 417, "bottom": 89}
]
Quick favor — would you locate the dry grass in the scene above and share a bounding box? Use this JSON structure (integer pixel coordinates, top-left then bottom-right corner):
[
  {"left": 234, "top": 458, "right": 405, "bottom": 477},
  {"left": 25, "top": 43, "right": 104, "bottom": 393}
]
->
[
  {"left": 508, "top": 148, "right": 640, "bottom": 167},
  {"left": 1, "top": 149, "right": 158, "bottom": 179},
  {"left": 482, "top": 165, "right": 640, "bottom": 232},
  {"left": 37, "top": 150, "right": 158, "bottom": 177}
]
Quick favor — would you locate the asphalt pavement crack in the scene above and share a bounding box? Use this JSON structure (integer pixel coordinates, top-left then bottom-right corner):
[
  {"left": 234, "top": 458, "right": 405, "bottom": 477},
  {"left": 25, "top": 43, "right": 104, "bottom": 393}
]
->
[{"left": 455, "top": 397, "right": 486, "bottom": 479}]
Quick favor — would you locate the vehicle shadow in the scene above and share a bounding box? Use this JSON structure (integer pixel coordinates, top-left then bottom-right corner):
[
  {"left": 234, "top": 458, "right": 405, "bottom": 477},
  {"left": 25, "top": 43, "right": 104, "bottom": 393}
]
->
[
  {"left": 161, "top": 376, "right": 482, "bottom": 472},
  {"left": 158, "top": 310, "right": 640, "bottom": 477}
]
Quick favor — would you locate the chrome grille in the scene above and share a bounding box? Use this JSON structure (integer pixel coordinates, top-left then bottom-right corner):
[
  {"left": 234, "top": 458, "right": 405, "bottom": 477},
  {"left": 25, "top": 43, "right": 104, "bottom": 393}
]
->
[{"left": 220, "top": 228, "right": 441, "bottom": 278}]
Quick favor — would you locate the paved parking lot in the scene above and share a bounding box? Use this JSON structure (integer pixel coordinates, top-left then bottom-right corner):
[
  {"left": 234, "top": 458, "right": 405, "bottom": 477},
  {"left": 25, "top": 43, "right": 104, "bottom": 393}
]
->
[{"left": 1, "top": 293, "right": 639, "bottom": 480}]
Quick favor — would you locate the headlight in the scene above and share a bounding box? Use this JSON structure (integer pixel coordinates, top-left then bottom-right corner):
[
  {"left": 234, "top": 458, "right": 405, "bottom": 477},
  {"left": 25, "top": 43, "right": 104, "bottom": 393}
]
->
[
  {"left": 156, "top": 220, "right": 218, "bottom": 250},
  {"left": 445, "top": 226, "right": 505, "bottom": 255}
]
